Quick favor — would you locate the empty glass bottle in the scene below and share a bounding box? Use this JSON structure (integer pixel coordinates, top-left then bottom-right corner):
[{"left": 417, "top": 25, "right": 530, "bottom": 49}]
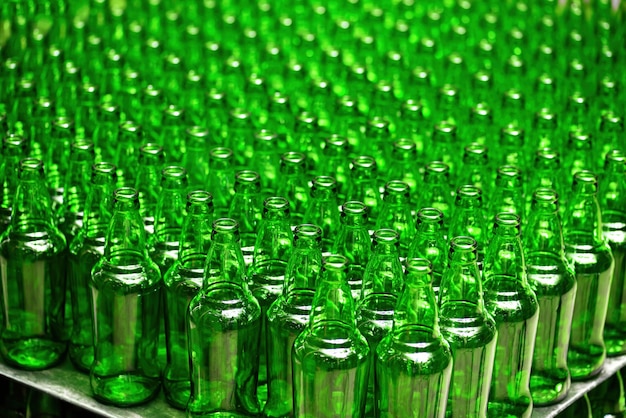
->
[
  {"left": 276, "top": 151, "right": 309, "bottom": 224},
  {"left": 303, "top": 176, "right": 341, "bottom": 253},
  {"left": 483, "top": 213, "right": 539, "bottom": 417},
  {"left": 489, "top": 165, "right": 525, "bottom": 222},
  {"left": 0, "top": 134, "right": 28, "bottom": 237},
  {"left": 376, "top": 180, "right": 415, "bottom": 254},
  {"left": 346, "top": 156, "right": 381, "bottom": 229},
  {"left": 600, "top": 150, "right": 626, "bottom": 356},
  {"left": 449, "top": 185, "right": 489, "bottom": 264},
  {"left": 264, "top": 224, "right": 323, "bottom": 418},
  {"left": 439, "top": 236, "right": 498, "bottom": 418},
  {"left": 376, "top": 258, "right": 453, "bottom": 418},
  {"left": 332, "top": 201, "right": 371, "bottom": 300},
  {"left": 420, "top": 161, "right": 453, "bottom": 230},
  {"left": 524, "top": 188, "right": 577, "bottom": 406},
  {"left": 90, "top": 187, "right": 161, "bottom": 406},
  {"left": 68, "top": 162, "right": 117, "bottom": 373},
  {"left": 357, "top": 229, "right": 404, "bottom": 417},
  {"left": 163, "top": 190, "right": 213, "bottom": 410},
  {"left": 187, "top": 218, "right": 262, "bottom": 417},
  {"left": 408, "top": 207, "right": 448, "bottom": 297},
  {"left": 248, "top": 196, "right": 293, "bottom": 401},
  {"left": 135, "top": 143, "right": 165, "bottom": 235},
  {"left": 292, "top": 255, "right": 370, "bottom": 418},
  {"left": 564, "top": 171, "right": 615, "bottom": 380},
  {"left": 228, "top": 170, "right": 263, "bottom": 263},
  {"left": 0, "top": 158, "right": 67, "bottom": 370},
  {"left": 207, "top": 147, "right": 235, "bottom": 219}
]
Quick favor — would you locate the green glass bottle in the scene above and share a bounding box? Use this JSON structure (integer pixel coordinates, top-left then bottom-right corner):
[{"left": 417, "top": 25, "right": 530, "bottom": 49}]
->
[
  {"left": 376, "top": 258, "right": 453, "bottom": 418},
  {"left": 0, "top": 134, "right": 28, "bottom": 236},
  {"left": 556, "top": 394, "right": 592, "bottom": 418},
  {"left": 68, "top": 162, "right": 117, "bottom": 373},
  {"left": 318, "top": 135, "right": 350, "bottom": 198},
  {"left": 292, "top": 254, "right": 370, "bottom": 417},
  {"left": 408, "top": 207, "right": 448, "bottom": 297},
  {"left": 449, "top": 185, "right": 489, "bottom": 263},
  {"left": 600, "top": 150, "right": 626, "bottom": 356},
  {"left": 207, "top": 147, "right": 235, "bottom": 219},
  {"left": 303, "top": 176, "right": 341, "bottom": 254},
  {"left": 419, "top": 161, "right": 453, "bottom": 229},
  {"left": 489, "top": 165, "right": 525, "bottom": 222},
  {"left": 375, "top": 180, "right": 415, "bottom": 255},
  {"left": 90, "top": 187, "right": 161, "bottom": 406},
  {"left": 47, "top": 116, "right": 75, "bottom": 211},
  {"left": 587, "top": 370, "right": 626, "bottom": 418},
  {"left": 524, "top": 188, "right": 577, "bottom": 406},
  {"left": 0, "top": 158, "right": 67, "bottom": 370},
  {"left": 228, "top": 170, "right": 263, "bottom": 264},
  {"left": 163, "top": 190, "right": 213, "bottom": 410},
  {"left": 439, "top": 236, "right": 498, "bottom": 418},
  {"left": 276, "top": 151, "right": 309, "bottom": 224},
  {"left": 458, "top": 142, "right": 491, "bottom": 198},
  {"left": 346, "top": 156, "right": 381, "bottom": 229},
  {"left": 252, "top": 130, "right": 280, "bottom": 195},
  {"left": 187, "top": 218, "right": 262, "bottom": 417},
  {"left": 135, "top": 143, "right": 165, "bottom": 235},
  {"left": 332, "top": 201, "right": 371, "bottom": 300},
  {"left": 264, "top": 224, "right": 323, "bottom": 418},
  {"left": 356, "top": 229, "right": 404, "bottom": 417},
  {"left": 564, "top": 171, "right": 615, "bottom": 380},
  {"left": 483, "top": 213, "right": 539, "bottom": 417},
  {"left": 248, "top": 196, "right": 293, "bottom": 400},
  {"left": 57, "top": 140, "right": 95, "bottom": 243}
]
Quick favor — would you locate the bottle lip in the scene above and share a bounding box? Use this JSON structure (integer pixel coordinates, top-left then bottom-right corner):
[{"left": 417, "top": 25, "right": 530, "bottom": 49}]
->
[
  {"left": 405, "top": 257, "right": 432, "bottom": 274},
  {"left": 264, "top": 196, "right": 289, "bottom": 211},
  {"left": 425, "top": 160, "right": 449, "bottom": 174},
  {"left": 533, "top": 188, "right": 559, "bottom": 204},
  {"left": 341, "top": 200, "right": 367, "bottom": 215},
  {"left": 185, "top": 126, "right": 210, "bottom": 138},
  {"left": 393, "top": 138, "right": 417, "bottom": 151},
  {"left": 373, "top": 228, "right": 399, "bottom": 243},
  {"left": 497, "top": 164, "right": 522, "bottom": 179},
  {"left": 294, "top": 223, "right": 322, "bottom": 238},
  {"left": 450, "top": 236, "right": 478, "bottom": 251},
  {"left": 187, "top": 190, "right": 213, "bottom": 204},
  {"left": 418, "top": 207, "right": 444, "bottom": 222},
  {"left": 119, "top": 120, "right": 141, "bottom": 133},
  {"left": 384, "top": 180, "right": 410, "bottom": 194},
  {"left": 19, "top": 158, "right": 44, "bottom": 174},
  {"left": 210, "top": 147, "right": 233, "bottom": 159},
  {"left": 606, "top": 149, "right": 626, "bottom": 164},
  {"left": 573, "top": 170, "right": 598, "bottom": 186},
  {"left": 535, "top": 147, "right": 559, "bottom": 162},
  {"left": 212, "top": 217, "right": 239, "bottom": 232},
  {"left": 351, "top": 155, "right": 377, "bottom": 169},
  {"left": 161, "top": 165, "right": 187, "bottom": 179},
  {"left": 324, "top": 134, "right": 349, "bottom": 148},
  {"left": 3, "top": 133, "right": 26, "bottom": 147},
  {"left": 495, "top": 212, "right": 521, "bottom": 227},
  {"left": 456, "top": 184, "right": 482, "bottom": 198},
  {"left": 114, "top": 187, "right": 139, "bottom": 203},
  {"left": 139, "top": 143, "right": 164, "bottom": 156},
  {"left": 297, "top": 111, "right": 317, "bottom": 124},
  {"left": 312, "top": 175, "right": 337, "bottom": 188},
  {"left": 323, "top": 254, "right": 349, "bottom": 270},
  {"left": 92, "top": 161, "right": 117, "bottom": 175},
  {"left": 464, "top": 142, "right": 488, "bottom": 155},
  {"left": 235, "top": 170, "right": 261, "bottom": 183},
  {"left": 281, "top": 151, "right": 306, "bottom": 165},
  {"left": 255, "top": 129, "right": 277, "bottom": 142},
  {"left": 71, "top": 139, "right": 95, "bottom": 153},
  {"left": 53, "top": 116, "right": 74, "bottom": 130}
]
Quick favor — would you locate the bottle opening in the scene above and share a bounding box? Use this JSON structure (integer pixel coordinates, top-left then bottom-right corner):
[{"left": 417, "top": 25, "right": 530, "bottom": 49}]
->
[
  {"left": 456, "top": 184, "right": 481, "bottom": 198},
  {"left": 535, "top": 147, "right": 559, "bottom": 162},
  {"left": 71, "top": 139, "right": 95, "bottom": 153},
  {"left": 53, "top": 116, "right": 74, "bottom": 130},
  {"left": 19, "top": 158, "right": 44, "bottom": 174},
  {"left": 495, "top": 212, "right": 521, "bottom": 227},
  {"left": 405, "top": 258, "right": 432, "bottom": 274},
  {"left": 281, "top": 151, "right": 306, "bottom": 165},
  {"left": 393, "top": 138, "right": 416, "bottom": 151},
  {"left": 450, "top": 236, "right": 477, "bottom": 251},
  {"left": 497, "top": 165, "right": 522, "bottom": 179},
  {"left": 325, "top": 135, "right": 348, "bottom": 148},
  {"left": 418, "top": 207, "right": 444, "bottom": 223},
  {"left": 464, "top": 142, "right": 487, "bottom": 156},
  {"left": 373, "top": 228, "right": 398, "bottom": 243},
  {"left": 323, "top": 254, "right": 349, "bottom": 270},
  {"left": 533, "top": 188, "right": 558, "bottom": 205},
  {"left": 212, "top": 218, "right": 239, "bottom": 232},
  {"left": 4, "top": 134, "right": 26, "bottom": 148},
  {"left": 210, "top": 147, "right": 233, "bottom": 160},
  {"left": 119, "top": 120, "right": 141, "bottom": 134},
  {"left": 185, "top": 126, "right": 209, "bottom": 138},
  {"left": 312, "top": 176, "right": 337, "bottom": 189},
  {"left": 139, "top": 143, "right": 163, "bottom": 156},
  {"left": 573, "top": 170, "right": 597, "bottom": 186},
  {"left": 187, "top": 190, "right": 213, "bottom": 205},
  {"left": 264, "top": 196, "right": 289, "bottom": 211},
  {"left": 384, "top": 180, "right": 410, "bottom": 194},
  {"left": 236, "top": 170, "right": 260, "bottom": 183},
  {"left": 93, "top": 161, "right": 117, "bottom": 175},
  {"left": 162, "top": 165, "right": 187, "bottom": 179},
  {"left": 425, "top": 161, "right": 449, "bottom": 174},
  {"left": 341, "top": 201, "right": 367, "bottom": 215},
  {"left": 255, "top": 129, "right": 277, "bottom": 142},
  {"left": 352, "top": 155, "right": 376, "bottom": 169},
  {"left": 114, "top": 187, "right": 139, "bottom": 202},
  {"left": 606, "top": 149, "right": 626, "bottom": 164},
  {"left": 294, "top": 224, "right": 322, "bottom": 239}
]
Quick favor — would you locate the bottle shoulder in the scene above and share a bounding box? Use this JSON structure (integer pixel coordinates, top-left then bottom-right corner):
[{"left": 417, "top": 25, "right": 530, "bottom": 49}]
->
[
  {"left": 1, "top": 229, "right": 66, "bottom": 258},
  {"left": 293, "top": 320, "right": 370, "bottom": 365},
  {"left": 188, "top": 282, "right": 262, "bottom": 328}
]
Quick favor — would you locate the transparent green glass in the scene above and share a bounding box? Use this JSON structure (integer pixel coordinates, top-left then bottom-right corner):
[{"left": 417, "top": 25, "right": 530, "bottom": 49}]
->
[
  {"left": 375, "top": 180, "right": 415, "bottom": 254},
  {"left": 346, "top": 156, "right": 381, "bottom": 229},
  {"left": 0, "top": 158, "right": 67, "bottom": 370},
  {"left": 376, "top": 258, "right": 453, "bottom": 418},
  {"left": 276, "top": 152, "right": 309, "bottom": 225},
  {"left": 264, "top": 224, "right": 323, "bottom": 418},
  {"left": 228, "top": 170, "right": 263, "bottom": 263},
  {"left": 163, "top": 191, "right": 213, "bottom": 410},
  {"left": 439, "top": 236, "right": 498, "bottom": 418},
  {"left": 0, "top": 134, "right": 29, "bottom": 237},
  {"left": 564, "top": 171, "right": 614, "bottom": 380},
  {"left": 303, "top": 176, "right": 340, "bottom": 254},
  {"left": 207, "top": 147, "right": 235, "bottom": 219},
  {"left": 449, "top": 185, "right": 488, "bottom": 264},
  {"left": 292, "top": 255, "right": 370, "bottom": 418},
  {"left": 135, "top": 143, "right": 165, "bottom": 235},
  {"left": 90, "top": 187, "right": 161, "bottom": 406},
  {"left": 483, "top": 213, "right": 539, "bottom": 417},
  {"left": 68, "top": 162, "right": 117, "bottom": 373},
  {"left": 524, "top": 189, "right": 576, "bottom": 406},
  {"left": 187, "top": 218, "right": 261, "bottom": 417}
]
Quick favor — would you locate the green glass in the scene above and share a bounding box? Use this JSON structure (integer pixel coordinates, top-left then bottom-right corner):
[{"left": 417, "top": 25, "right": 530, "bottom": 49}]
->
[
  {"left": 68, "top": 162, "right": 117, "bottom": 373},
  {"left": 114, "top": 121, "right": 144, "bottom": 185},
  {"left": 0, "top": 134, "right": 29, "bottom": 236},
  {"left": 163, "top": 190, "right": 213, "bottom": 410},
  {"left": 318, "top": 135, "right": 350, "bottom": 199},
  {"left": 275, "top": 151, "right": 309, "bottom": 224},
  {"left": 449, "top": 185, "right": 489, "bottom": 263},
  {"left": 187, "top": 218, "right": 262, "bottom": 417},
  {"left": 356, "top": 229, "right": 404, "bottom": 417},
  {"left": 135, "top": 143, "right": 165, "bottom": 235},
  {"left": 207, "top": 147, "right": 235, "bottom": 219},
  {"left": 92, "top": 101, "right": 121, "bottom": 164},
  {"left": 182, "top": 126, "right": 211, "bottom": 189},
  {"left": 249, "top": 196, "right": 293, "bottom": 400},
  {"left": 564, "top": 171, "right": 615, "bottom": 380},
  {"left": 489, "top": 165, "right": 525, "bottom": 222},
  {"left": 458, "top": 143, "right": 491, "bottom": 198},
  {"left": 528, "top": 148, "right": 563, "bottom": 204},
  {"left": 58, "top": 140, "right": 95, "bottom": 243},
  {"left": 346, "top": 156, "right": 381, "bottom": 229},
  {"left": 375, "top": 180, "right": 415, "bottom": 255},
  {"left": 419, "top": 161, "right": 453, "bottom": 229},
  {"left": 90, "top": 187, "right": 161, "bottom": 406},
  {"left": 0, "top": 158, "right": 67, "bottom": 370},
  {"left": 376, "top": 258, "right": 453, "bottom": 418},
  {"left": 587, "top": 370, "right": 626, "bottom": 418},
  {"left": 600, "top": 150, "right": 626, "bottom": 356},
  {"left": 556, "top": 394, "right": 592, "bottom": 418},
  {"left": 292, "top": 255, "right": 370, "bottom": 418},
  {"left": 264, "top": 224, "right": 323, "bottom": 418},
  {"left": 47, "top": 116, "right": 74, "bottom": 211},
  {"left": 524, "top": 189, "right": 577, "bottom": 406},
  {"left": 387, "top": 138, "right": 421, "bottom": 202},
  {"left": 439, "top": 236, "right": 498, "bottom": 418},
  {"left": 483, "top": 213, "right": 539, "bottom": 417},
  {"left": 303, "top": 176, "right": 340, "bottom": 254},
  {"left": 408, "top": 207, "right": 448, "bottom": 297},
  {"left": 332, "top": 201, "right": 371, "bottom": 300},
  {"left": 228, "top": 170, "right": 263, "bottom": 263}
]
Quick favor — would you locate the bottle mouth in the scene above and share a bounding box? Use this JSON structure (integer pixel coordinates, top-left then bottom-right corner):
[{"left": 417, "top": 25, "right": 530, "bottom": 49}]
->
[
  {"left": 92, "top": 161, "right": 117, "bottom": 175},
  {"left": 235, "top": 170, "right": 260, "bottom": 183},
  {"left": 312, "top": 176, "right": 337, "bottom": 189},
  {"left": 450, "top": 236, "right": 477, "bottom": 251},
  {"left": 606, "top": 149, "right": 626, "bottom": 164},
  {"left": 162, "top": 165, "right": 187, "bottom": 179},
  {"left": 294, "top": 224, "right": 322, "bottom": 239},
  {"left": 351, "top": 155, "right": 377, "bottom": 169},
  {"left": 384, "top": 180, "right": 410, "bottom": 195},
  {"left": 187, "top": 190, "right": 213, "bottom": 205},
  {"left": 71, "top": 139, "right": 95, "bottom": 153},
  {"left": 264, "top": 196, "right": 289, "bottom": 211},
  {"left": 341, "top": 201, "right": 367, "bottom": 215},
  {"left": 255, "top": 129, "right": 277, "bottom": 142},
  {"left": 456, "top": 184, "right": 481, "bottom": 198},
  {"left": 393, "top": 138, "right": 416, "bottom": 152},
  {"left": 119, "top": 120, "right": 141, "bottom": 134},
  {"left": 210, "top": 147, "right": 233, "bottom": 160},
  {"left": 114, "top": 187, "right": 139, "bottom": 202},
  {"left": 373, "top": 228, "right": 398, "bottom": 243},
  {"left": 495, "top": 212, "right": 520, "bottom": 227},
  {"left": 281, "top": 151, "right": 306, "bottom": 165},
  {"left": 417, "top": 207, "right": 444, "bottom": 223},
  {"left": 573, "top": 170, "right": 597, "bottom": 186},
  {"left": 324, "top": 134, "right": 348, "bottom": 149},
  {"left": 212, "top": 217, "right": 238, "bottom": 232},
  {"left": 533, "top": 188, "right": 558, "bottom": 205},
  {"left": 185, "top": 126, "right": 209, "bottom": 138},
  {"left": 139, "top": 143, "right": 163, "bottom": 156},
  {"left": 535, "top": 147, "right": 559, "bottom": 163},
  {"left": 425, "top": 161, "right": 449, "bottom": 174}
]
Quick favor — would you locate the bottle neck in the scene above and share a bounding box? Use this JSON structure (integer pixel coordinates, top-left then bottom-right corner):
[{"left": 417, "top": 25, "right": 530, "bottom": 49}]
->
[
  {"left": 203, "top": 224, "right": 246, "bottom": 289},
  {"left": 309, "top": 265, "right": 357, "bottom": 329}
]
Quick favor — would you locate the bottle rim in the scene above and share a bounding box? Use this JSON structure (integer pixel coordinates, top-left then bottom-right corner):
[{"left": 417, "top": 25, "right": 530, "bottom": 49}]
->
[
  {"left": 92, "top": 161, "right": 117, "bottom": 175},
  {"left": 281, "top": 151, "right": 306, "bottom": 165},
  {"left": 235, "top": 170, "right": 261, "bottom": 183},
  {"left": 119, "top": 120, "right": 141, "bottom": 133},
  {"left": 450, "top": 236, "right": 478, "bottom": 251},
  {"left": 456, "top": 184, "right": 482, "bottom": 198},
  {"left": 161, "top": 165, "right": 187, "bottom": 179},
  {"left": 425, "top": 160, "right": 449, "bottom": 174},
  {"left": 417, "top": 207, "right": 444, "bottom": 223},
  {"left": 341, "top": 200, "right": 367, "bottom": 215},
  {"left": 139, "top": 143, "right": 164, "bottom": 156},
  {"left": 312, "top": 175, "right": 337, "bottom": 188},
  {"left": 264, "top": 196, "right": 289, "bottom": 211},
  {"left": 294, "top": 224, "right": 322, "bottom": 238},
  {"left": 3, "top": 133, "right": 26, "bottom": 147},
  {"left": 373, "top": 228, "right": 399, "bottom": 243},
  {"left": 573, "top": 170, "right": 598, "bottom": 186},
  {"left": 323, "top": 254, "right": 349, "bottom": 270},
  {"left": 497, "top": 165, "right": 522, "bottom": 178},
  {"left": 384, "top": 180, "right": 410, "bottom": 194},
  {"left": 606, "top": 149, "right": 626, "bottom": 164},
  {"left": 405, "top": 258, "right": 432, "bottom": 274},
  {"left": 533, "top": 188, "right": 559, "bottom": 204},
  {"left": 212, "top": 218, "right": 239, "bottom": 232},
  {"left": 495, "top": 212, "right": 521, "bottom": 227},
  {"left": 255, "top": 129, "right": 277, "bottom": 142},
  {"left": 187, "top": 190, "right": 213, "bottom": 204},
  {"left": 210, "top": 147, "right": 233, "bottom": 159},
  {"left": 19, "top": 158, "right": 44, "bottom": 173},
  {"left": 71, "top": 139, "right": 95, "bottom": 153},
  {"left": 185, "top": 126, "right": 210, "bottom": 138},
  {"left": 114, "top": 187, "right": 139, "bottom": 202},
  {"left": 393, "top": 138, "right": 417, "bottom": 151},
  {"left": 352, "top": 155, "right": 377, "bottom": 169}
]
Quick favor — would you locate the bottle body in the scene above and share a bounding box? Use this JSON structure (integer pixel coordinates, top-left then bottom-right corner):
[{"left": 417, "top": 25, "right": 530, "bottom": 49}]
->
[{"left": 602, "top": 216, "right": 626, "bottom": 356}]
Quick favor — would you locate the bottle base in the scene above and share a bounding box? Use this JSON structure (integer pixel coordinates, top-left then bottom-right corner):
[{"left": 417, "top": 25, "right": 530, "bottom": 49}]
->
[
  {"left": 604, "top": 327, "right": 626, "bottom": 357},
  {"left": 568, "top": 346, "right": 605, "bottom": 381},
  {"left": 69, "top": 344, "right": 93, "bottom": 373},
  {"left": 164, "top": 379, "right": 191, "bottom": 410},
  {"left": 1, "top": 337, "right": 66, "bottom": 371},
  {"left": 91, "top": 374, "right": 161, "bottom": 407},
  {"left": 530, "top": 373, "right": 570, "bottom": 406},
  {"left": 487, "top": 400, "right": 532, "bottom": 418}
]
